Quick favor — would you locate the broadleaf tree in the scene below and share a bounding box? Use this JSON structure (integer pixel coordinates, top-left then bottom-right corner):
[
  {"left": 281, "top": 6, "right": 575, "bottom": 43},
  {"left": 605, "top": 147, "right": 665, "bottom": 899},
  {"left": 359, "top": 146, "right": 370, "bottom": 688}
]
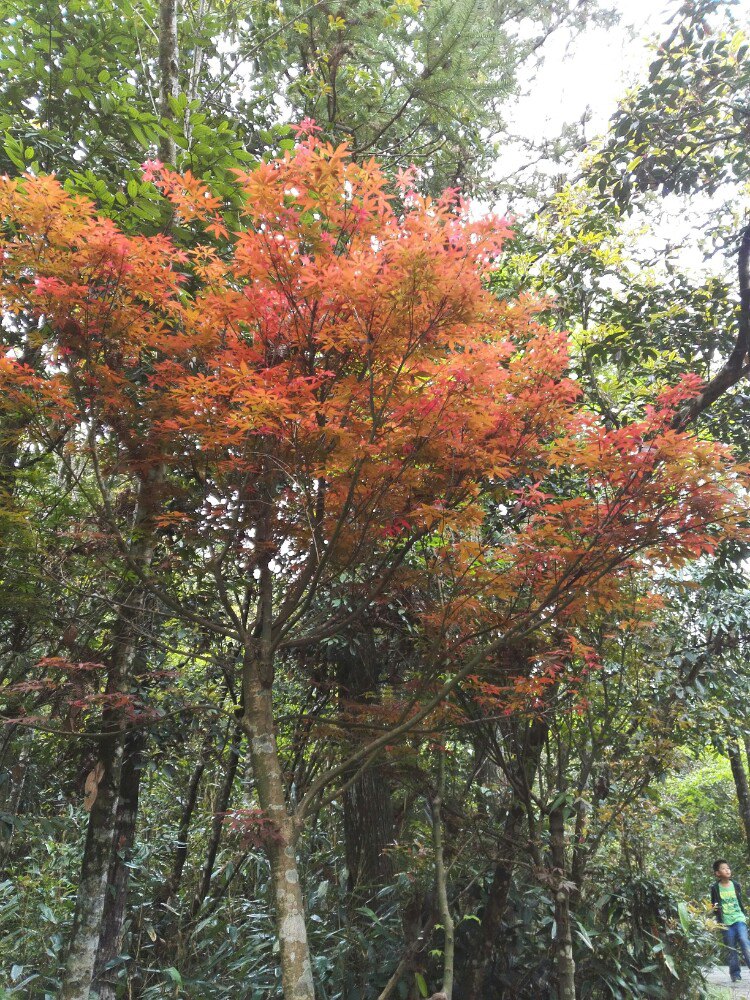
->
[{"left": 0, "top": 134, "right": 745, "bottom": 995}]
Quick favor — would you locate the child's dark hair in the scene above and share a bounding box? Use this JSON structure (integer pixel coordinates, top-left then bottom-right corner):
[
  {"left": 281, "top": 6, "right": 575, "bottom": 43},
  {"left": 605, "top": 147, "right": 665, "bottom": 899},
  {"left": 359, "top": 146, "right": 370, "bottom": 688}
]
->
[{"left": 714, "top": 859, "right": 728, "bottom": 873}]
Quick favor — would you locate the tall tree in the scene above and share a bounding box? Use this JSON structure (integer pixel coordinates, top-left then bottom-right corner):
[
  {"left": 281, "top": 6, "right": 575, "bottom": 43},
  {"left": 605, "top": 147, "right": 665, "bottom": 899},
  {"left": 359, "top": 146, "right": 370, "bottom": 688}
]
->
[{"left": 2, "top": 135, "right": 742, "bottom": 994}]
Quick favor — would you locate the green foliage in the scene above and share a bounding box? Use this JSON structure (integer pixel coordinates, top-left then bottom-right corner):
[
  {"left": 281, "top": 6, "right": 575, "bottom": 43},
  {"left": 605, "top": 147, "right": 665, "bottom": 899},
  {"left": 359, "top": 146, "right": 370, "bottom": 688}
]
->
[
  {"left": 0, "top": 0, "right": 612, "bottom": 196},
  {"left": 656, "top": 756, "right": 746, "bottom": 902},
  {"left": 574, "top": 872, "right": 719, "bottom": 1000},
  {"left": 0, "top": 811, "right": 81, "bottom": 996},
  {"left": 590, "top": 5, "right": 750, "bottom": 212}
]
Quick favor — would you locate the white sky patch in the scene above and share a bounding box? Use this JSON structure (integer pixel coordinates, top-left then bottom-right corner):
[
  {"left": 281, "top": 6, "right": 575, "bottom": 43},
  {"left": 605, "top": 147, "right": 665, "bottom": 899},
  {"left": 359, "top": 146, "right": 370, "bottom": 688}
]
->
[
  {"left": 496, "top": 0, "right": 749, "bottom": 191},
  {"left": 490, "top": 0, "right": 750, "bottom": 277},
  {"left": 509, "top": 0, "right": 671, "bottom": 145}
]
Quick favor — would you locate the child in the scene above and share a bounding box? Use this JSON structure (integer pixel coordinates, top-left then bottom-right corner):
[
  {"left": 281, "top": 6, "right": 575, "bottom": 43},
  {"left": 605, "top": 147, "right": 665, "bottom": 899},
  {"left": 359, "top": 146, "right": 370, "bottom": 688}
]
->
[{"left": 712, "top": 859, "right": 750, "bottom": 983}]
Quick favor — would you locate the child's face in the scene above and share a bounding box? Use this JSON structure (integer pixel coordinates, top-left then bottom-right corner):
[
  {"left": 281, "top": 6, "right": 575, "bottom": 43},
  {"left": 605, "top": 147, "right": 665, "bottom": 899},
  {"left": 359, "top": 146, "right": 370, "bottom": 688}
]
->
[{"left": 717, "top": 863, "right": 732, "bottom": 880}]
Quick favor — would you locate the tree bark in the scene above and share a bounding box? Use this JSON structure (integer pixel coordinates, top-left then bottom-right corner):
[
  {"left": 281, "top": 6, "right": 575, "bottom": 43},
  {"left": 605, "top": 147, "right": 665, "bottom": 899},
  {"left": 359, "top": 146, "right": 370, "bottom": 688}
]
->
[
  {"left": 243, "top": 669, "right": 314, "bottom": 1000},
  {"left": 61, "top": 726, "right": 126, "bottom": 1000},
  {"left": 375, "top": 915, "right": 437, "bottom": 1000},
  {"left": 158, "top": 0, "right": 179, "bottom": 165},
  {"left": 343, "top": 763, "right": 394, "bottom": 889},
  {"left": 462, "top": 803, "right": 525, "bottom": 1000},
  {"left": 463, "top": 711, "right": 547, "bottom": 999},
  {"left": 673, "top": 225, "right": 750, "bottom": 429},
  {"left": 432, "top": 750, "right": 454, "bottom": 1000},
  {"left": 93, "top": 731, "right": 144, "bottom": 1000},
  {"left": 338, "top": 633, "right": 396, "bottom": 896},
  {"left": 550, "top": 805, "right": 576, "bottom": 1000},
  {"left": 61, "top": 467, "right": 162, "bottom": 1000},
  {"left": 0, "top": 734, "right": 29, "bottom": 865},
  {"left": 166, "top": 751, "right": 206, "bottom": 902},
  {"left": 728, "top": 736, "right": 750, "bottom": 853}
]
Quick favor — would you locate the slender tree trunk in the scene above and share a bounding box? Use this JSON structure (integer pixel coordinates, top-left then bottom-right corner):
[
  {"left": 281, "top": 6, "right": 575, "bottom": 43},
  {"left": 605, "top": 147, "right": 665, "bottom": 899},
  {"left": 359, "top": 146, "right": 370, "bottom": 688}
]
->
[
  {"left": 158, "top": 0, "right": 179, "bottom": 165},
  {"left": 376, "top": 915, "right": 437, "bottom": 1000},
  {"left": 183, "top": 0, "right": 206, "bottom": 144},
  {"left": 463, "top": 713, "right": 547, "bottom": 999},
  {"left": 432, "top": 750, "right": 454, "bottom": 1000},
  {"left": 191, "top": 727, "right": 241, "bottom": 915},
  {"left": 570, "top": 797, "right": 589, "bottom": 910},
  {"left": 236, "top": 495, "right": 315, "bottom": 999},
  {"left": 550, "top": 805, "right": 576, "bottom": 1000},
  {"left": 61, "top": 468, "right": 161, "bottom": 1000},
  {"left": 0, "top": 735, "right": 29, "bottom": 864},
  {"left": 93, "top": 731, "right": 144, "bottom": 1000},
  {"left": 243, "top": 668, "right": 314, "bottom": 1000},
  {"left": 62, "top": 0, "right": 174, "bottom": 974},
  {"left": 166, "top": 752, "right": 206, "bottom": 902},
  {"left": 61, "top": 725, "right": 126, "bottom": 1000},
  {"left": 728, "top": 737, "right": 750, "bottom": 852}
]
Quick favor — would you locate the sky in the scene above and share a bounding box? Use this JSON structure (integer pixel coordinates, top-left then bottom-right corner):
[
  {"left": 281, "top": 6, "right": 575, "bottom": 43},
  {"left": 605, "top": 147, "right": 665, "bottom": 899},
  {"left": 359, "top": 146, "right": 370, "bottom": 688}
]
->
[
  {"left": 494, "top": 0, "right": 749, "bottom": 274},
  {"left": 491, "top": 0, "right": 681, "bottom": 207},
  {"left": 512, "top": 0, "right": 675, "bottom": 144}
]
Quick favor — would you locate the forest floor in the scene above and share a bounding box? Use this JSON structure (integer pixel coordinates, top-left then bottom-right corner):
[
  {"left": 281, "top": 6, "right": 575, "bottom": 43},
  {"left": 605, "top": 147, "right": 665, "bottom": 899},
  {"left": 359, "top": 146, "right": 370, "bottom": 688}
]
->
[{"left": 706, "top": 966, "right": 750, "bottom": 997}]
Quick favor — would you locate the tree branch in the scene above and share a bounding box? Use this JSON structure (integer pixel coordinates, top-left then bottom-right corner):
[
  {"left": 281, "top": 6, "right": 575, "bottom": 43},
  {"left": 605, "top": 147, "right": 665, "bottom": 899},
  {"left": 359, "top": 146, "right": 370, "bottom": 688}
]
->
[{"left": 673, "top": 224, "right": 750, "bottom": 430}]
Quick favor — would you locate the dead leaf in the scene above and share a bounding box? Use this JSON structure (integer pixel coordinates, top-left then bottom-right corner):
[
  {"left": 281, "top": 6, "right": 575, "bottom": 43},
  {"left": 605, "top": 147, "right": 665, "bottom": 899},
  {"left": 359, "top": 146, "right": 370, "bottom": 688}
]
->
[{"left": 83, "top": 761, "right": 105, "bottom": 811}]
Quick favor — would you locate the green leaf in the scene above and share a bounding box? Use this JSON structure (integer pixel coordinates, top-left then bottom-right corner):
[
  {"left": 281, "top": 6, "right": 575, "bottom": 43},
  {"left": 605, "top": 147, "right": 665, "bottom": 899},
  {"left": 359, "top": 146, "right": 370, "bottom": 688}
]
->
[
  {"left": 415, "top": 973, "right": 429, "bottom": 998},
  {"left": 131, "top": 122, "right": 148, "bottom": 147},
  {"left": 165, "top": 967, "right": 182, "bottom": 986},
  {"left": 3, "top": 132, "right": 26, "bottom": 169},
  {"left": 575, "top": 924, "right": 595, "bottom": 951}
]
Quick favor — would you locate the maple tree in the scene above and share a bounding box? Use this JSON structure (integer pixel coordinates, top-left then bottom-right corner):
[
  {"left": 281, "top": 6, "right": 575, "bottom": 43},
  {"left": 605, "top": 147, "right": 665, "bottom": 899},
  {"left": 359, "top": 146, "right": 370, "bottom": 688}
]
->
[{"left": 0, "top": 135, "right": 745, "bottom": 997}]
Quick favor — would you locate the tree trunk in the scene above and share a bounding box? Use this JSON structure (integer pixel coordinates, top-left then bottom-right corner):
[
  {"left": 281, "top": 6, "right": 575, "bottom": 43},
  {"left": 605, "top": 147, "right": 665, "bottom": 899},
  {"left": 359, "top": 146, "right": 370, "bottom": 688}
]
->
[
  {"left": 338, "top": 633, "right": 396, "bottom": 897},
  {"left": 243, "top": 665, "right": 314, "bottom": 1000},
  {"left": 462, "top": 803, "right": 525, "bottom": 1000},
  {"left": 463, "top": 712, "right": 546, "bottom": 999},
  {"left": 61, "top": 728, "right": 126, "bottom": 1000},
  {"left": 550, "top": 805, "right": 576, "bottom": 1000},
  {"left": 191, "top": 727, "right": 241, "bottom": 916},
  {"left": 158, "top": 0, "right": 179, "bottom": 165},
  {"left": 93, "top": 731, "right": 144, "bottom": 1000},
  {"left": 0, "top": 735, "right": 29, "bottom": 865},
  {"left": 433, "top": 750, "right": 454, "bottom": 1000},
  {"left": 376, "top": 914, "right": 437, "bottom": 1000},
  {"left": 728, "top": 737, "right": 750, "bottom": 852},
  {"left": 61, "top": 467, "right": 161, "bottom": 1000},
  {"left": 343, "top": 764, "right": 394, "bottom": 892},
  {"left": 341, "top": 760, "right": 395, "bottom": 998},
  {"left": 570, "top": 796, "right": 589, "bottom": 910},
  {"left": 165, "top": 752, "right": 206, "bottom": 902}
]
